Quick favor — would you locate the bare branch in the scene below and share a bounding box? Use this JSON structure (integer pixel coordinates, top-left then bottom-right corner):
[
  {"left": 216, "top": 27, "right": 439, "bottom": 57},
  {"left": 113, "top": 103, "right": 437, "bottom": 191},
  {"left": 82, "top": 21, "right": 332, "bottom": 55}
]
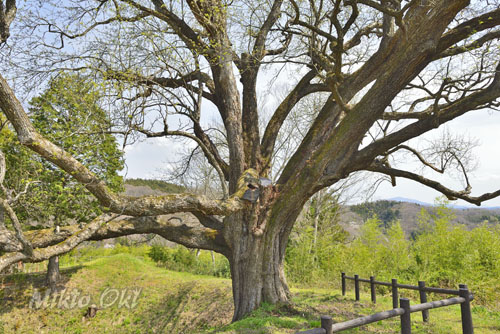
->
[
  {"left": 253, "top": 0, "right": 284, "bottom": 58},
  {"left": 381, "top": 110, "right": 431, "bottom": 120},
  {"left": 289, "top": 0, "right": 338, "bottom": 44},
  {"left": 343, "top": 23, "right": 382, "bottom": 50},
  {"left": 8, "top": 180, "right": 41, "bottom": 204},
  {"left": 436, "top": 8, "right": 500, "bottom": 58},
  {"left": 0, "top": 198, "right": 33, "bottom": 256},
  {"left": 135, "top": 127, "right": 229, "bottom": 198},
  {"left": 192, "top": 212, "right": 224, "bottom": 230},
  {"left": 43, "top": 12, "right": 150, "bottom": 49},
  {"left": 121, "top": 0, "right": 210, "bottom": 56},
  {"left": 352, "top": 62, "right": 500, "bottom": 171},
  {"left": 0, "top": 148, "right": 32, "bottom": 256},
  {"left": 387, "top": 145, "right": 445, "bottom": 174},
  {"left": 261, "top": 70, "right": 325, "bottom": 164},
  {"left": 101, "top": 68, "right": 216, "bottom": 103},
  {"left": 436, "top": 30, "right": 500, "bottom": 60},
  {"left": 348, "top": 0, "right": 405, "bottom": 38},
  {"left": 366, "top": 162, "right": 499, "bottom": 206}
]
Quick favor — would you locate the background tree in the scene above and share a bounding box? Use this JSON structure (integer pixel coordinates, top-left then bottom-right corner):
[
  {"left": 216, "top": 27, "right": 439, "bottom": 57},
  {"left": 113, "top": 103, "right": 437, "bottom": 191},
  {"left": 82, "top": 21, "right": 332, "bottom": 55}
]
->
[
  {"left": 0, "top": 73, "right": 123, "bottom": 287},
  {"left": 0, "top": 0, "right": 500, "bottom": 321},
  {"left": 286, "top": 189, "right": 348, "bottom": 284}
]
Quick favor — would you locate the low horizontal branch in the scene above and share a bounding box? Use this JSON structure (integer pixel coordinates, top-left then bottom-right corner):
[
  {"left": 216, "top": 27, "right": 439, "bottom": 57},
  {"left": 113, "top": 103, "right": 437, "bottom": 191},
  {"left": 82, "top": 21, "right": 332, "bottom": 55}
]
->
[
  {"left": 0, "top": 213, "right": 228, "bottom": 256},
  {"left": 0, "top": 214, "right": 113, "bottom": 272}
]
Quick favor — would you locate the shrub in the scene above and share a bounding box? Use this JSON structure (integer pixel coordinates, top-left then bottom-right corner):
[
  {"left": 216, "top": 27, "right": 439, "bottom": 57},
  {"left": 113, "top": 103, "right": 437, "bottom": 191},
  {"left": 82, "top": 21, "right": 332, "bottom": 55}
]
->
[
  {"left": 147, "top": 245, "right": 231, "bottom": 278},
  {"left": 285, "top": 199, "right": 500, "bottom": 310}
]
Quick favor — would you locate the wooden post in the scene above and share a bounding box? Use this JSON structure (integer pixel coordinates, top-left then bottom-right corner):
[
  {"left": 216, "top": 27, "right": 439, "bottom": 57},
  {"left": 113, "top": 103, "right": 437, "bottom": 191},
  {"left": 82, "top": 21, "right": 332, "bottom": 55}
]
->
[
  {"left": 370, "top": 276, "right": 376, "bottom": 304},
  {"left": 400, "top": 298, "right": 411, "bottom": 334},
  {"left": 354, "top": 274, "right": 360, "bottom": 301},
  {"left": 418, "top": 281, "right": 429, "bottom": 322},
  {"left": 392, "top": 279, "right": 399, "bottom": 309},
  {"left": 321, "top": 315, "right": 333, "bottom": 334},
  {"left": 459, "top": 285, "right": 474, "bottom": 334},
  {"left": 341, "top": 272, "right": 346, "bottom": 296}
]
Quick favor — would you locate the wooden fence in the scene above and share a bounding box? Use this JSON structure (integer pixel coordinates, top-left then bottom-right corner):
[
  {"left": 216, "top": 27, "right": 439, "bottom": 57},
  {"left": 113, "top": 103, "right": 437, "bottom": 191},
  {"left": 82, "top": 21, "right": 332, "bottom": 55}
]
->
[
  {"left": 0, "top": 256, "right": 115, "bottom": 277},
  {"left": 296, "top": 273, "right": 474, "bottom": 334}
]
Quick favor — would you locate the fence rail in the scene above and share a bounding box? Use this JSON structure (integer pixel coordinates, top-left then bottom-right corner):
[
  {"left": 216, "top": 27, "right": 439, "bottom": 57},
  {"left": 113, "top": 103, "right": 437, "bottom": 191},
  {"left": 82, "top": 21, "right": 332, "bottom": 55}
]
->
[
  {"left": 342, "top": 273, "right": 461, "bottom": 301},
  {"left": 0, "top": 256, "right": 116, "bottom": 277},
  {"left": 296, "top": 274, "right": 474, "bottom": 334}
]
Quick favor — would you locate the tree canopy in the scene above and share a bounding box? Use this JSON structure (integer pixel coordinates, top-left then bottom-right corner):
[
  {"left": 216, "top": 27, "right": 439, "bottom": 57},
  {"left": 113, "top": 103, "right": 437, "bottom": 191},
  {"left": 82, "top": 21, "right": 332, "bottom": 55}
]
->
[{"left": 0, "top": 0, "right": 499, "bottom": 320}]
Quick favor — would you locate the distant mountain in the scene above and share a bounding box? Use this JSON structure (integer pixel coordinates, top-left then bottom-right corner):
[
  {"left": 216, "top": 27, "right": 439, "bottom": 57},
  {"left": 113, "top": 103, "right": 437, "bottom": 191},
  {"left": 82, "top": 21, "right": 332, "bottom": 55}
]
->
[
  {"left": 388, "top": 197, "right": 432, "bottom": 207},
  {"left": 339, "top": 199, "right": 500, "bottom": 239},
  {"left": 387, "top": 197, "right": 500, "bottom": 210}
]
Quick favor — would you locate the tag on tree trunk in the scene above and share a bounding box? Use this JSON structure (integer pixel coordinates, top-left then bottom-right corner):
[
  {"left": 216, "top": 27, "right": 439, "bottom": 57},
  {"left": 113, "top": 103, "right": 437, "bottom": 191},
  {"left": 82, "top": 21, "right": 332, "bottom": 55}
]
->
[{"left": 242, "top": 189, "right": 260, "bottom": 202}]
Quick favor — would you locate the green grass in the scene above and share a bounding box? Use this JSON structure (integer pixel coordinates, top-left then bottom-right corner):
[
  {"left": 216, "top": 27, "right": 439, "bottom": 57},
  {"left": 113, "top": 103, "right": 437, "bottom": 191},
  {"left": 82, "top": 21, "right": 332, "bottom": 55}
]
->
[
  {"left": 1, "top": 252, "right": 499, "bottom": 334},
  {"left": 125, "top": 178, "right": 185, "bottom": 193}
]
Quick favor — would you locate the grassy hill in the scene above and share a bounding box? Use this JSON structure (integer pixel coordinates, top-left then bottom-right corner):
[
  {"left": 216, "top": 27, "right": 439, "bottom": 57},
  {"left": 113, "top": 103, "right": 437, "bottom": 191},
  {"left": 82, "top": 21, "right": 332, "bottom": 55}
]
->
[
  {"left": 1, "top": 250, "right": 499, "bottom": 333},
  {"left": 124, "top": 179, "right": 185, "bottom": 197}
]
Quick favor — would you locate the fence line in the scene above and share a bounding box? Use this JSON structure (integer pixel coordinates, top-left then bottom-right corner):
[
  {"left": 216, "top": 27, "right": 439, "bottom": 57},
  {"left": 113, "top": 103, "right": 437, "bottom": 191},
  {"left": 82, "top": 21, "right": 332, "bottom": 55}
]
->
[
  {"left": 0, "top": 256, "right": 117, "bottom": 277},
  {"left": 343, "top": 273, "right": 461, "bottom": 297},
  {"left": 296, "top": 273, "right": 474, "bottom": 334},
  {"left": 341, "top": 272, "right": 467, "bottom": 322}
]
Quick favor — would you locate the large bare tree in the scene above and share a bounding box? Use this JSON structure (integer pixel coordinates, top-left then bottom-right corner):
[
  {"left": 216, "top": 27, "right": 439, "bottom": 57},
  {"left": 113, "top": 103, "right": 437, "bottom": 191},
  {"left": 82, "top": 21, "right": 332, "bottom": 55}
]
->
[{"left": 1, "top": 0, "right": 500, "bottom": 320}]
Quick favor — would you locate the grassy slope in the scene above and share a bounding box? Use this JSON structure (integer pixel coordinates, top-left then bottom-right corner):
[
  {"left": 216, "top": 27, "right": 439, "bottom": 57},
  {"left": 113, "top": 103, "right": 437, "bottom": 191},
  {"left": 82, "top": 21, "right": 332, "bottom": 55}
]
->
[{"left": 1, "top": 254, "right": 499, "bottom": 334}]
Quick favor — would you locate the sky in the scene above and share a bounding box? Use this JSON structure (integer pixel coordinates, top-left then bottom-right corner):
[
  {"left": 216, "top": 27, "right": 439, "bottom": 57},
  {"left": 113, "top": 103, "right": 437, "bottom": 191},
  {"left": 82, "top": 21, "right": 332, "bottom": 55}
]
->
[{"left": 373, "top": 109, "right": 500, "bottom": 208}]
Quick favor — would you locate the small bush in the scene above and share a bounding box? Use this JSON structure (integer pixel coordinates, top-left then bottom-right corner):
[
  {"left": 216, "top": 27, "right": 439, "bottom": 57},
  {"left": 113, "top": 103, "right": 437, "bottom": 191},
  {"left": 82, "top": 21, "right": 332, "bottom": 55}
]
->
[
  {"left": 147, "top": 245, "right": 231, "bottom": 278},
  {"left": 148, "top": 245, "right": 171, "bottom": 264}
]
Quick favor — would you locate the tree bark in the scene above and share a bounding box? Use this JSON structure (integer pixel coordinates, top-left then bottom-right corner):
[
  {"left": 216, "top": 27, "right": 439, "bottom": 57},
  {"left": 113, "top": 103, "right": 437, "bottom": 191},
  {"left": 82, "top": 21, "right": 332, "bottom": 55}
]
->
[
  {"left": 0, "top": 207, "right": 5, "bottom": 229},
  {"left": 45, "top": 256, "right": 61, "bottom": 291},
  {"left": 227, "top": 214, "right": 290, "bottom": 321},
  {"left": 46, "top": 256, "right": 60, "bottom": 291}
]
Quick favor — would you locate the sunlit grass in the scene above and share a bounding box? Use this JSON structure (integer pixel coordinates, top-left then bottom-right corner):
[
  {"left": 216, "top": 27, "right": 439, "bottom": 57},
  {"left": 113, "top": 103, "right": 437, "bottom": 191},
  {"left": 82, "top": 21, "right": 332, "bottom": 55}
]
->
[{"left": 1, "top": 250, "right": 499, "bottom": 333}]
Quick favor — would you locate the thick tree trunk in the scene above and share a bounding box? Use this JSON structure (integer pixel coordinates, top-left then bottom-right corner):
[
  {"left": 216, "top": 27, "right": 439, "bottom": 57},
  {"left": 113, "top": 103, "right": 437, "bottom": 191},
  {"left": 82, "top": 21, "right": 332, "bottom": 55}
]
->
[
  {"left": 229, "top": 229, "right": 290, "bottom": 321},
  {"left": 46, "top": 255, "right": 60, "bottom": 290},
  {"left": 225, "top": 207, "right": 295, "bottom": 321}
]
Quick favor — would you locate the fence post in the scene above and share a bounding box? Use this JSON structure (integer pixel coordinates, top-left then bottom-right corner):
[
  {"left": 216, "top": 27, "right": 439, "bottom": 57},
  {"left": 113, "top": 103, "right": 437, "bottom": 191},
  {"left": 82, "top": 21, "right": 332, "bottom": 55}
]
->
[
  {"left": 418, "top": 281, "right": 429, "bottom": 322},
  {"left": 459, "top": 285, "right": 474, "bottom": 334},
  {"left": 321, "top": 315, "right": 333, "bottom": 334},
  {"left": 354, "top": 274, "right": 360, "bottom": 301},
  {"left": 341, "top": 272, "right": 346, "bottom": 296},
  {"left": 392, "top": 279, "right": 398, "bottom": 309},
  {"left": 400, "top": 298, "right": 411, "bottom": 334},
  {"left": 370, "top": 276, "right": 376, "bottom": 304}
]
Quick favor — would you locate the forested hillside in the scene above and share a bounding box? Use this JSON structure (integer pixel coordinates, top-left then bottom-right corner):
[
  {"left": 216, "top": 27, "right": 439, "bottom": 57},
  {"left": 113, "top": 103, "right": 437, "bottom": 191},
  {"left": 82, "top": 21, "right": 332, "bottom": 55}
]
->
[{"left": 340, "top": 200, "right": 500, "bottom": 238}]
